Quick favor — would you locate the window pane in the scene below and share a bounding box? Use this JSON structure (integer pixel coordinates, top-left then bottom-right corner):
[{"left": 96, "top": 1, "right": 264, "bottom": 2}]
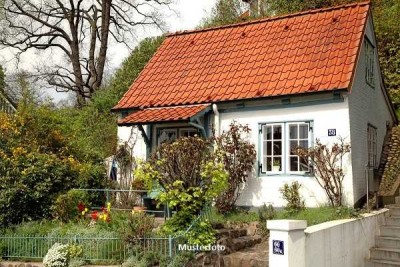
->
[
  {"left": 264, "top": 141, "right": 272, "bottom": 156},
  {"left": 289, "top": 125, "right": 298, "bottom": 139},
  {"left": 273, "top": 125, "right": 282, "bottom": 139},
  {"left": 272, "top": 157, "right": 281, "bottom": 171},
  {"left": 290, "top": 140, "right": 298, "bottom": 155},
  {"left": 263, "top": 125, "right": 272, "bottom": 140},
  {"left": 299, "top": 124, "right": 309, "bottom": 139},
  {"left": 265, "top": 157, "right": 272, "bottom": 172},
  {"left": 300, "top": 157, "right": 309, "bottom": 171},
  {"left": 273, "top": 141, "right": 282, "bottom": 155},
  {"left": 290, "top": 156, "right": 298, "bottom": 171},
  {"left": 299, "top": 140, "right": 309, "bottom": 149}
]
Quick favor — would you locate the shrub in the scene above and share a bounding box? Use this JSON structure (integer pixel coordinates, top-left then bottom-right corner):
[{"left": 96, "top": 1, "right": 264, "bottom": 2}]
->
[
  {"left": 257, "top": 204, "right": 276, "bottom": 236},
  {"left": 214, "top": 121, "right": 256, "bottom": 213},
  {"left": 280, "top": 181, "right": 305, "bottom": 214},
  {"left": 43, "top": 243, "right": 70, "bottom": 267},
  {"left": 52, "top": 190, "right": 90, "bottom": 222},
  {"left": 296, "top": 138, "right": 351, "bottom": 207},
  {"left": 122, "top": 212, "right": 155, "bottom": 249},
  {"left": 135, "top": 137, "right": 228, "bottom": 223}
]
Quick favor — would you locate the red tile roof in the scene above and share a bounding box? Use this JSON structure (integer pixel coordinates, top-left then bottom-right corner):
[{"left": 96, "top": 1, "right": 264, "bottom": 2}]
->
[
  {"left": 113, "top": 2, "right": 370, "bottom": 111},
  {"left": 118, "top": 104, "right": 210, "bottom": 125}
]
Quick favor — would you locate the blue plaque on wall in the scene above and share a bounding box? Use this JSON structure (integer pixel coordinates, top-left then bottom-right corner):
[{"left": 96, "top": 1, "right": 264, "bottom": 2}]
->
[{"left": 272, "top": 240, "right": 284, "bottom": 255}]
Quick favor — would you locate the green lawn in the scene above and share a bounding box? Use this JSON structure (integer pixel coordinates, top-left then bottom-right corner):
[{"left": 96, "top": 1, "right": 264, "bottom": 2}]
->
[{"left": 209, "top": 206, "right": 361, "bottom": 227}]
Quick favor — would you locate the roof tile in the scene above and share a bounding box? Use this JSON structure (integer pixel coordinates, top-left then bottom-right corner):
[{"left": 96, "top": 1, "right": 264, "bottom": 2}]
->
[{"left": 113, "top": 2, "right": 370, "bottom": 110}]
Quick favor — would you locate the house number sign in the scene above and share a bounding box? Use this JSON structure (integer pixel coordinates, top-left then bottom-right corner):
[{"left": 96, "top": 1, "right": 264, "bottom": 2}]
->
[
  {"left": 328, "top": 129, "right": 336, "bottom": 136},
  {"left": 272, "top": 240, "right": 284, "bottom": 255}
]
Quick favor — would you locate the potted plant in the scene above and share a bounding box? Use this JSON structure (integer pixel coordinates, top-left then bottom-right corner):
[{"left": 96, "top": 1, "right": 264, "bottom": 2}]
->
[{"left": 272, "top": 159, "right": 281, "bottom": 172}]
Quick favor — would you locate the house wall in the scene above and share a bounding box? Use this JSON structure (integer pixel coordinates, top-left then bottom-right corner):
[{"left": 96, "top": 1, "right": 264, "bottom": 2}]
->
[
  {"left": 347, "top": 15, "right": 395, "bottom": 205},
  {"left": 218, "top": 97, "right": 354, "bottom": 207}
]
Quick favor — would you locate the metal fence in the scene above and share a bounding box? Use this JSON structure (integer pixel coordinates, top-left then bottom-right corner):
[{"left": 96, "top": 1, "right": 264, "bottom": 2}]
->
[
  {"left": 0, "top": 234, "right": 187, "bottom": 263},
  {"left": 0, "top": 204, "right": 212, "bottom": 263}
]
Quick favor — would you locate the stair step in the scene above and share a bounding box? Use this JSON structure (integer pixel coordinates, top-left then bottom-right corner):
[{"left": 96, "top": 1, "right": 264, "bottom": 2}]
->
[
  {"left": 215, "top": 228, "right": 247, "bottom": 239},
  {"left": 371, "top": 248, "right": 400, "bottom": 261},
  {"left": 231, "top": 235, "right": 262, "bottom": 251},
  {"left": 367, "top": 259, "right": 400, "bottom": 267},
  {"left": 387, "top": 217, "right": 400, "bottom": 226},
  {"left": 376, "top": 236, "right": 400, "bottom": 249},
  {"left": 381, "top": 226, "right": 400, "bottom": 238}
]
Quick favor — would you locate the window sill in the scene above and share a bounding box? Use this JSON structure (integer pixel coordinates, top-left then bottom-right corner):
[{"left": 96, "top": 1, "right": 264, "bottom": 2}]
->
[{"left": 260, "top": 172, "right": 314, "bottom": 177}]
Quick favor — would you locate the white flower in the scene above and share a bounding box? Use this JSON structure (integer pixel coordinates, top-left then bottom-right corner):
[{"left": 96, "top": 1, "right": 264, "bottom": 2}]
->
[{"left": 43, "top": 243, "right": 70, "bottom": 267}]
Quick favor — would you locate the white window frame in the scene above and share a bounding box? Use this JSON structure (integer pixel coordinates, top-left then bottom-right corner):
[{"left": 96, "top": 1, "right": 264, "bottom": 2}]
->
[
  {"left": 261, "top": 123, "right": 284, "bottom": 174},
  {"left": 260, "top": 121, "right": 312, "bottom": 175}
]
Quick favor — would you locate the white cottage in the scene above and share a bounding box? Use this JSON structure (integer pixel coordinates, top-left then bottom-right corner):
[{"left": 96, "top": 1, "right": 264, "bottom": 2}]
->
[{"left": 112, "top": 2, "right": 397, "bottom": 207}]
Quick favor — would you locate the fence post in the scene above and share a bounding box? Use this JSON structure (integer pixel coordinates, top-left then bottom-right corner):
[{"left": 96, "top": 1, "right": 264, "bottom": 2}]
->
[
  {"left": 267, "top": 220, "right": 307, "bottom": 267},
  {"left": 168, "top": 235, "right": 173, "bottom": 258}
]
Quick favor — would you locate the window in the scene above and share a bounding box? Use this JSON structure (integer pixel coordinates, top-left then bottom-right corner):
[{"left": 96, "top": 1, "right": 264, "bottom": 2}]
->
[
  {"left": 261, "top": 121, "right": 311, "bottom": 174},
  {"left": 157, "top": 127, "right": 199, "bottom": 145},
  {"left": 367, "top": 124, "right": 377, "bottom": 168},
  {"left": 364, "top": 38, "right": 375, "bottom": 87}
]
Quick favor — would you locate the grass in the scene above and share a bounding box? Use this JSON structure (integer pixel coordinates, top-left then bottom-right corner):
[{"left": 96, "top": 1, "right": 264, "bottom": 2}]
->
[{"left": 209, "top": 206, "right": 361, "bottom": 227}]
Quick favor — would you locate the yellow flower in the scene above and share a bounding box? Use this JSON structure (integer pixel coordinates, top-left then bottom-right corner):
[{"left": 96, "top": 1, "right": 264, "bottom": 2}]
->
[
  {"left": 85, "top": 208, "right": 88, "bottom": 212},
  {"left": 81, "top": 211, "right": 85, "bottom": 216}
]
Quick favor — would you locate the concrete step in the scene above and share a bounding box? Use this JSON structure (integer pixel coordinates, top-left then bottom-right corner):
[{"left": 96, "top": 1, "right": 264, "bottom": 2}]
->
[
  {"left": 231, "top": 235, "right": 262, "bottom": 251},
  {"left": 387, "top": 216, "right": 400, "bottom": 226},
  {"left": 371, "top": 248, "right": 400, "bottom": 262},
  {"left": 215, "top": 228, "right": 247, "bottom": 239},
  {"left": 366, "top": 259, "right": 400, "bottom": 267},
  {"left": 377, "top": 236, "right": 400, "bottom": 249},
  {"left": 381, "top": 226, "right": 400, "bottom": 238}
]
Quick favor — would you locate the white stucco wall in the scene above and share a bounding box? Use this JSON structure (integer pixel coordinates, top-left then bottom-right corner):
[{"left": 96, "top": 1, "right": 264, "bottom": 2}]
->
[
  {"left": 219, "top": 98, "right": 354, "bottom": 207},
  {"left": 347, "top": 15, "right": 395, "bottom": 205}
]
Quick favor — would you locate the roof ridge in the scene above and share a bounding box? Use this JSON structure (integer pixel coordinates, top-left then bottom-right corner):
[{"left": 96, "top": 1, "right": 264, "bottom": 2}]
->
[{"left": 167, "top": 1, "right": 370, "bottom": 37}]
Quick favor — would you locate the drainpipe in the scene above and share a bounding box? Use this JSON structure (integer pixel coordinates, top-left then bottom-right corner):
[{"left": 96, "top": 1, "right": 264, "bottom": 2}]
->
[{"left": 212, "top": 103, "right": 220, "bottom": 137}]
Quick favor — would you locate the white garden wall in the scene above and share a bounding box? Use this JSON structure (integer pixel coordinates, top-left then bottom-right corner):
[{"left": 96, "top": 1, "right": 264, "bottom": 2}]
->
[{"left": 268, "top": 209, "right": 389, "bottom": 267}]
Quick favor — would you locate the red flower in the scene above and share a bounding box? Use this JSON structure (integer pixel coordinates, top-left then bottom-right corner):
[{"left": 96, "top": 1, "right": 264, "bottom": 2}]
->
[
  {"left": 91, "top": 211, "right": 98, "bottom": 220},
  {"left": 77, "top": 201, "right": 85, "bottom": 212}
]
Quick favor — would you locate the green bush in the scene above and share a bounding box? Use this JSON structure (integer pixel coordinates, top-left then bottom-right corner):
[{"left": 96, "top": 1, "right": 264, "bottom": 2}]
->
[
  {"left": 122, "top": 212, "right": 155, "bottom": 249},
  {"left": 43, "top": 243, "right": 70, "bottom": 267},
  {"left": 135, "top": 137, "right": 228, "bottom": 241},
  {"left": 280, "top": 181, "right": 305, "bottom": 214},
  {"left": 258, "top": 204, "right": 276, "bottom": 236},
  {"left": 52, "top": 190, "right": 90, "bottom": 222}
]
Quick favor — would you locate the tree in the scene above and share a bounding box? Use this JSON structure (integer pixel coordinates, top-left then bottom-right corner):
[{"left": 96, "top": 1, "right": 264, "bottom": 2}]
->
[{"left": 0, "top": 0, "right": 171, "bottom": 106}]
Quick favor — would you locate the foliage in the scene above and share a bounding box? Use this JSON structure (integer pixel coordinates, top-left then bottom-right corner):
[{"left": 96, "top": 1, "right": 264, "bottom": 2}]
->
[
  {"left": 122, "top": 212, "right": 155, "bottom": 249},
  {"left": 257, "top": 204, "right": 276, "bottom": 236},
  {"left": 52, "top": 190, "right": 90, "bottom": 223},
  {"left": 185, "top": 219, "right": 216, "bottom": 246},
  {"left": 135, "top": 137, "right": 228, "bottom": 216},
  {"left": 0, "top": 105, "right": 107, "bottom": 226},
  {"left": 121, "top": 252, "right": 171, "bottom": 267},
  {"left": 275, "top": 206, "right": 361, "bottom": 225},
  {"left": 296, "top": 138, "right": 350, "bottom": 207},
  {"left": 43, "top": 243, "right": 70, "bottom": 267},
  {"left": 67, "top": 244, "right": 84, "bottom": 259},
  {"left": 168, "top": 252, "right": 194, "bottom": 267},
  {"left": 214, "top": 121, "right": 256, "bottom": 213},
  {"left": 279, "top": 181, "right": 305, "bottom": 214}
]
